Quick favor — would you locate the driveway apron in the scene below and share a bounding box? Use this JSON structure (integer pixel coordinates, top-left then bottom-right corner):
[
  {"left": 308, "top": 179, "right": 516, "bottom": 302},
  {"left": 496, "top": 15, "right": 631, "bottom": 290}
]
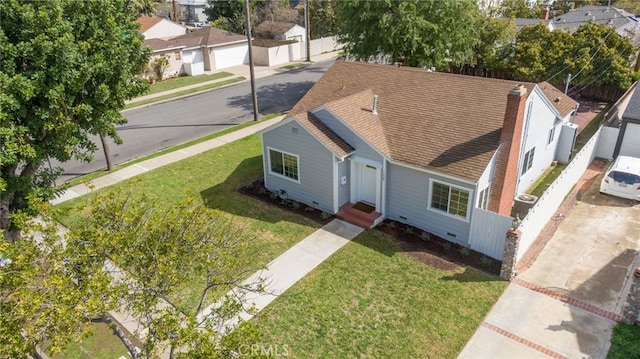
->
[{"left": 459, "top": 168, "right": 640, "bottom": 359}]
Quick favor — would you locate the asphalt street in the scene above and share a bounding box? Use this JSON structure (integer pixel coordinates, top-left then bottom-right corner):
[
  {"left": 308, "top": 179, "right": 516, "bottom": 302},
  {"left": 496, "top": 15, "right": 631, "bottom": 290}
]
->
[{"left": 53, "top": 59, "right": 335, "bottom": 182}]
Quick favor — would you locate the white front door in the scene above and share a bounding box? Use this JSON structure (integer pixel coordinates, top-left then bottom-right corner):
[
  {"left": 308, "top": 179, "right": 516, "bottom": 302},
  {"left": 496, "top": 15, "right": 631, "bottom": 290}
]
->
[{"left": 360, "top": 164, "right": 377, "bottom": 205}]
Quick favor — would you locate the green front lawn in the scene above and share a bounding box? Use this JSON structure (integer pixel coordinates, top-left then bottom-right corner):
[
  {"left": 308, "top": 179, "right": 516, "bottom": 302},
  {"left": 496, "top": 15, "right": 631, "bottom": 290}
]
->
[
  {"left": 56, "top": 135, "right": 321, "bottom": 314},
  {"left": 254, "top": 230, "right": 507, "bottom": 359},
  {"left": 608, "top": 322, "right": 640, "bottom": 359},
  {"left": 51, "top": 322, "right": 129, "bottom": 359}
]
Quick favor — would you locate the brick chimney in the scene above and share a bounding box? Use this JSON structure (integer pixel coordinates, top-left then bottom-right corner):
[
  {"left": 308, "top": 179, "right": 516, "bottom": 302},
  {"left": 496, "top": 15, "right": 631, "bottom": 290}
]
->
[
  {"left": 543, "top": 6, "right": 550, "bottom": 20},
  {"left": 489, "top": 84, "right": 528, "bottom": 216}
]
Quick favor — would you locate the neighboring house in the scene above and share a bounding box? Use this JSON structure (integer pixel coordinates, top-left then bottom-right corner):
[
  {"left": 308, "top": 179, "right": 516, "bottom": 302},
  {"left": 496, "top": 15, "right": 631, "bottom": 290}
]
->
[
  {"left": 178, "top": 0, "right": 207, "bottom": 23},
  {"left": 259, "top": 61, "right": 578, "bottom": 249},
  {"left": 513, "top": 18, "right": 555, "bottom": 31},
  {"left": 255, "top": 21, "right": 306, "bottom": 43},
  {"left": 550, "top": 5, "right": 639, "bottom": 39},
  {"left": 142, "top": 39, "right": 186, "bottom": 79},
  {"left": 136, "top": 16, "right": 187, "bottom": 40},
  {"left": 171, "top": 26, "right": 249, "bottom": 72},
  {"left": 604, "top": 82, "right": 640, "bottom": 158}
]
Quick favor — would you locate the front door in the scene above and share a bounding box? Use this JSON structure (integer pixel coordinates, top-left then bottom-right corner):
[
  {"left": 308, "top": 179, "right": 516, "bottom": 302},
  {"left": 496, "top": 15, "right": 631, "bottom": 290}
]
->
[{"left": 360, "top": 164, "right": 377, "bottom": 205}]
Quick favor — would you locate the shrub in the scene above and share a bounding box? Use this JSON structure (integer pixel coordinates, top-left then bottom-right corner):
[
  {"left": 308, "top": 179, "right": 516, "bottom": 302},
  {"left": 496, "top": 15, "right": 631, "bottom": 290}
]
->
[
  {"left": 321, "top": 211, "right": 332, "bottom": 220},
  {"left": 460, "top": 247, "right": 470, "bottom": 256},
  {"left": 304, "top": 206, "right": 315, "bottom": 212},
  {"left": 440, "top": 242, "right": 452, "bottom": 252},
  {"left": 291, "top": 201, "right": 301, "bottom": 210},
  {"left": 479, "top": 256, "right": 492, "bottom": 267},
  {"left": 402, "top": 226, "right": 414, "bottom": 235},
  {"left": 258, "top": 187, "right": 268, "bottom": 195},
  {"left": 386, "top": 221, "right": 397, "bottom": 229},
  {"left": 420, "top": 232, "right": 431, "bottom": 242},
  {"left": 269, "top": 192, "right": 278, "bottom": 200}
]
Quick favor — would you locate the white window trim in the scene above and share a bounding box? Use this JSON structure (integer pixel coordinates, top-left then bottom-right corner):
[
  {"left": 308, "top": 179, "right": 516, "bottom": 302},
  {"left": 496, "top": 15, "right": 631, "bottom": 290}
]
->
[
  {"left": 427, "top": 179, "right": 472, "bottom": 222},
  {"left": 521, "top": 146, "right": 536, "bottom": 175},
  {"left": 546, "top": 126, "right": 556, "bottom": 147},
  {"left": 478, "top": 186, "right": 490, "bottom": 210},
  {"left": 267, "top": 146, "right": 301, "bottom": 184}
]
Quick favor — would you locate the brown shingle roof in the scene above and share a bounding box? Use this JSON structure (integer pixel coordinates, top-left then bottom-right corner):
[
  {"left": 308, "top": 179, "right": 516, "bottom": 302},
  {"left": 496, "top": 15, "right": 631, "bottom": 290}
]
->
[
  {"left": 538, "top": 82, "right": 578, "bottom": 117},
  {"left": 255, "top": 21, "right": 298, "bottom": 36},
  {"left": 172, "top": 27, "right": 246, "bottom": 48},
  {"left": 290, "top": 61, "right": 577, "bottom": 182},
  {"left": 136, "top": 16, "right": 163, "bottom": 34},
  {"left": 142, "top": 38, "right": 184, "bottom": 52},
  {"left": 291, "top": 113, "right": 354, "bottom": 158}
]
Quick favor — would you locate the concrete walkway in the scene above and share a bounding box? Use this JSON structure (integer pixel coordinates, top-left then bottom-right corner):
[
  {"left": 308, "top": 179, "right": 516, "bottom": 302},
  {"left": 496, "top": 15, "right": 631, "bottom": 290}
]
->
[
  {"left": 197, "top": 219, "right": 363, "bottom": 331},
  {"left": 458, "top": 163, "right": 640, "bottom": 359}
]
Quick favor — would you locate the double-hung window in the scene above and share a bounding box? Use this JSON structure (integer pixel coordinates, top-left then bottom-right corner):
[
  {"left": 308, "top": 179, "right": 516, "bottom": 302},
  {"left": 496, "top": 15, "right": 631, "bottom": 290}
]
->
[
  {"left": 269, "top": 148, "right": 299, "bottom": 182},
  {"left": 521, "top": 147, "right": 535, "bottom": 175},
  {"left": 430, "top": 181, "right": 470, "bottom": 220}
]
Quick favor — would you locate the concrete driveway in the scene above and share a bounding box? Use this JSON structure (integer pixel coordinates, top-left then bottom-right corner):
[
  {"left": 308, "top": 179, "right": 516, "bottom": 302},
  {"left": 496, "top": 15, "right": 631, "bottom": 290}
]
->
[{"left": 459, "top": 163, "right": 640, "bottom": 359}]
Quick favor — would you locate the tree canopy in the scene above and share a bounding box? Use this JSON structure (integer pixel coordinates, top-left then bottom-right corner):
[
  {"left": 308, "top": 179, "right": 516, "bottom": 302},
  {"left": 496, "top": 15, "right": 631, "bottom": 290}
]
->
[
  {"left": 508, "top": 22, "right": 639, "bottom": 89},
  {"left": 0, "top": 0, "right": 150, "bottom": 241},
  {"left": 335, "top": 0, "right": 483, "bottom": 69}
]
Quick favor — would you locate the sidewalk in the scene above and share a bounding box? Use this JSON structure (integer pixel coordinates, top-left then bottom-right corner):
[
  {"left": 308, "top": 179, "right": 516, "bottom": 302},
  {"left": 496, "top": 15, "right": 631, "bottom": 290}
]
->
[{"left": 125, "top": 51, "right": 340, "bottom": 109}]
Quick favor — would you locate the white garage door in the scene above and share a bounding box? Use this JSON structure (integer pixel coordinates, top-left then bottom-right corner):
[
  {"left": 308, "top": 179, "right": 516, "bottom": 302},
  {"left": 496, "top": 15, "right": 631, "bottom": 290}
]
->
[
  {"left": 214, "top": 43, "right": 248, "bottom": 70},
  {"left": 619, "top": 122, "right": 640, "bottom": 158}
]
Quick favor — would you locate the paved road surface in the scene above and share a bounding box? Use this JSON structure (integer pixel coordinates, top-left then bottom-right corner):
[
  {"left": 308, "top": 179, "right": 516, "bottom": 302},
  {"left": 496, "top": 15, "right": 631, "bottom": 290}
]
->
[{"left": 53, "top": 60, "right": 334, "bottom": 182}]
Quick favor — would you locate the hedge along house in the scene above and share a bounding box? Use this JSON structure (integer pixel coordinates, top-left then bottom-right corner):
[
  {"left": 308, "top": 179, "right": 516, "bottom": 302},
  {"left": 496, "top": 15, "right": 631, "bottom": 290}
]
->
[{"left": 259, "top": 61, "right": 578, "bottom": 258}]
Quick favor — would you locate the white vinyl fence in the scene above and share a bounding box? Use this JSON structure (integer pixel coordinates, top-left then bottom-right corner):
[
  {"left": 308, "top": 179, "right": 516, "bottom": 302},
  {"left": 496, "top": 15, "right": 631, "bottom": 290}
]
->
[
  {"left": 596, "top": 126, "right": 619, "bottom": 159},
  {"left": 515, "top": 126, "right": 603, "bottom": 262},
  {"left": 469, "top": 208, "right": 514, "bottom": 260}
]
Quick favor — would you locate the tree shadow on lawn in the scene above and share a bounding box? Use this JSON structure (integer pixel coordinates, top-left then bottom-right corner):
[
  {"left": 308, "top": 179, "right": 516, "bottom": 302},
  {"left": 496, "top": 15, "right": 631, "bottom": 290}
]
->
[{"left": 198, "top": 156, "right": 324, "bottom": 227}]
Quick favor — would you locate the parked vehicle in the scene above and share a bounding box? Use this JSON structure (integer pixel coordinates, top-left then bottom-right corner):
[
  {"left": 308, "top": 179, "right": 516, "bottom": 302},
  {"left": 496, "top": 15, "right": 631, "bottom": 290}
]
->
[{"left": 600, "top": 155, "right": 640, "bottom": 201}]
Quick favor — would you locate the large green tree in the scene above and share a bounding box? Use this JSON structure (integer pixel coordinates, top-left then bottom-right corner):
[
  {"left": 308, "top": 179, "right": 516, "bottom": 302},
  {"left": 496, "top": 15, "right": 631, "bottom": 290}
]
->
[
  {"left": 472, "top": 16, "right": 518, "bottom": 75},
  {"left": 0, "top": 0, "right": 150, "bottom": 242},
  {"left": 509, "top": 22, "right": 638, "bottom": 89},
  {"left": 307, "top": 0, "right": 338, "bottom": 39},
  {"left": 335, "top": 0, "right": 483, "bottom": 69}
]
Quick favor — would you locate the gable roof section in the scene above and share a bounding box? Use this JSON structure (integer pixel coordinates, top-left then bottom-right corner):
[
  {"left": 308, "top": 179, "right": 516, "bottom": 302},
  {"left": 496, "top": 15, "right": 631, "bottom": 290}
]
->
[
  {"left": 288, "top": 61, "right": 576, "bottom": 182},
  {"left": 136, "top": 16, "right": 163, "bottom": 33},
  {"left": 537, "top": 82, "right": 578, "bottom": 118},
  {"left": 143, "top": 38, "right": 185, "bottom": 52},
  {"left": 172, "top": 27, "right": 247, "bottom": 48},
  {"left": 290, "top": 112, "right": 354, "bottom": 158}
]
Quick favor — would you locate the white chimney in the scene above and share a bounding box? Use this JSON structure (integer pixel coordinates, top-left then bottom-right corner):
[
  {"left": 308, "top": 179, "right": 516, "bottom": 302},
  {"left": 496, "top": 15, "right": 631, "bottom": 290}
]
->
[{"left": 372, "top": 95, "right": 379, "bottom": 115}]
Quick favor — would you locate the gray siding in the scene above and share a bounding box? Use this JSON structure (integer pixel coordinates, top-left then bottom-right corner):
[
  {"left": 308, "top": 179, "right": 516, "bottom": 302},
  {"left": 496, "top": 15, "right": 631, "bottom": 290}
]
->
[
  {"left": 262, "top": 120, "right": 334, "bottom": 213},
  {"left": 337, "top": 160, "right": 350, "bottom": 206},
  {"left": 385, "top": 163, "right": 473, "bottom": 246},
  {"left": 313, "top": 108, "right": 383, "bottom": 162}
]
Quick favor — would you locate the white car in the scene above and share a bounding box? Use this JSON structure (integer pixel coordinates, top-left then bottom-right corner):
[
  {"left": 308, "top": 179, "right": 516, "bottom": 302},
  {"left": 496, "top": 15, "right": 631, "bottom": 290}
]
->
[{"left": 600, "top": 155, "right": 640, "bottom": 201}]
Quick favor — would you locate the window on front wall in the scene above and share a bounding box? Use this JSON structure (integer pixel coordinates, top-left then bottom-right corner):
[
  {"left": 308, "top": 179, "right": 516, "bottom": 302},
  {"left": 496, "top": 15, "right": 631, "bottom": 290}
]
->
[
  {"left": 269, "top": 148, "right": 299, "bottom": 181},
  {"left": 521, "top": 147, "right": 535, "bottom": 175},
  {"left": 478, "top": 186, "right": 490, "bottom": 210},
  {"left": 547, "top": 126, "right": 555, "bottom": 145},
  {"left": 430, "top": 181, "right": 470, "bottom": 219},
  {"left": 175, "top": 51, "right": 181, "bottom": 60}
]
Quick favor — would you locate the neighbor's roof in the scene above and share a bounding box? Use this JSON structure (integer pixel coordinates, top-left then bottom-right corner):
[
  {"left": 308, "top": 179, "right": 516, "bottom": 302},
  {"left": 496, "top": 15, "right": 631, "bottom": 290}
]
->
[
  {"left": 142, "top": 38, "right": 185, "bottom": 52},
  {"left": 136, "top": 16, "right": 164, "bottom": 33},
  {"left": 255, "top": 21, "right": 299, "bottom": 35},
  {"left": 171, "top": 26, "right": 247, "bottom": 48},
  {"left": 551, "top": 5, "right": 637, "bottom": 33},
  {"left": 288, "top": 61, "right": 577, "bottom": 182}
]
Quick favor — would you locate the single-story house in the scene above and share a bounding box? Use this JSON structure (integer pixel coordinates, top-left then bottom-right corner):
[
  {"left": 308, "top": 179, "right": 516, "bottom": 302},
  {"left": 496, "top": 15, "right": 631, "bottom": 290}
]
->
[
  {"left": 170, "top": 26, "right": 249, "bottom": 71},
  {"left": 136, "top": 16, "right": 187, "bottom": 40},
  {"left": 142, "top": 39, "right": 186, "bottom": 79},
  {"left": 255, "top": 21, "right": 305, "bottom": 43},
  {"left": 259, "top": 61, "right": 578, "bottom": 248}
]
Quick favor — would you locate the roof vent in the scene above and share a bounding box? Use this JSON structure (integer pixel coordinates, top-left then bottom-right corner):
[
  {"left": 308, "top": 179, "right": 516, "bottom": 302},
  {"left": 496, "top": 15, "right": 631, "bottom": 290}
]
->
[
  {"left": 555, "top": 96, "right": 561, "bottom": 102},
  {"left": 372, "top": 95, "right": 379, "bottom": 115}
]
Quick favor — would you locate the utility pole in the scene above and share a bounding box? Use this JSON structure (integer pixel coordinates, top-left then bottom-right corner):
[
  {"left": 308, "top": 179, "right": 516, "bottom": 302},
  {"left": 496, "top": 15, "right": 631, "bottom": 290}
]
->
[
  {"left": 564, "top": 73, "right": 572, "bottom": 95},
  {"left": 245, "top": 0, "right": 259, "bottom": 121},
  {"left": 304, "top": 0, "right": 311, "bottom": 62},
  {"left": 172, "top": 0, "right": 178, "bottom": 22}
]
